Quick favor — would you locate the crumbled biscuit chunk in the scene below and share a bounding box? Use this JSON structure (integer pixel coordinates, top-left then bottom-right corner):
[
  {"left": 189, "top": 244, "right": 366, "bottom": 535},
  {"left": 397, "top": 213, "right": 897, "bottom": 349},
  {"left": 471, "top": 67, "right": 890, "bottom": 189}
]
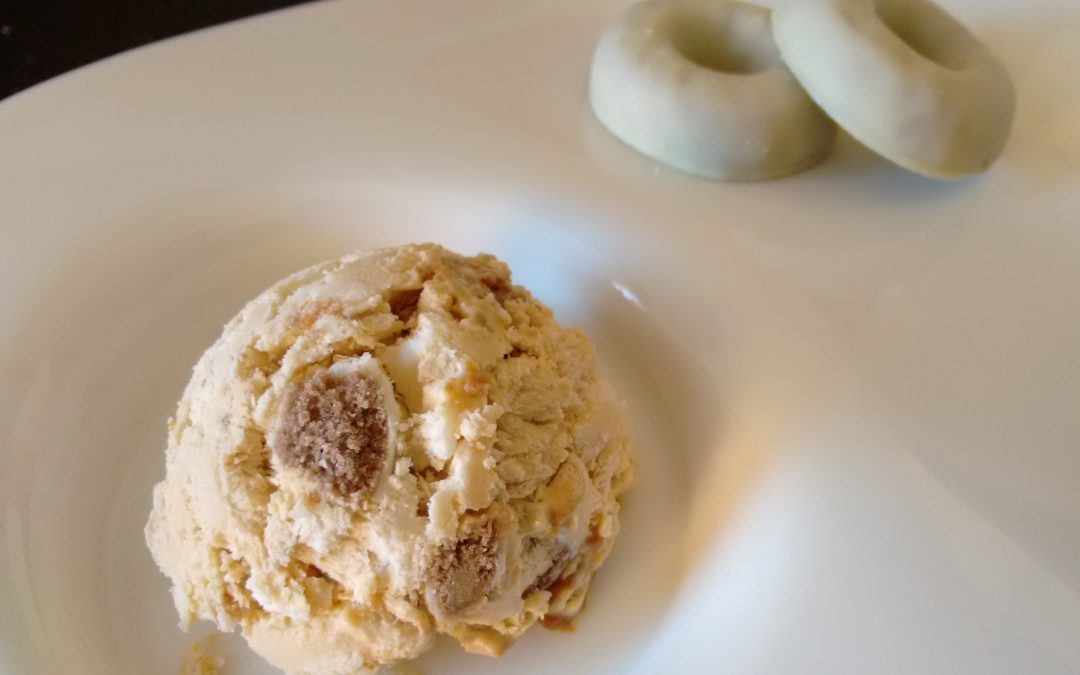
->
[
  {"left": 526, "top": 543, "right": 572, "bottom": 595},
  {"left": 274, "top": 369, "right": 388, "bottom": 496},
  {"left": 428, "top": 519, "right": 499, "bottom": 614}
]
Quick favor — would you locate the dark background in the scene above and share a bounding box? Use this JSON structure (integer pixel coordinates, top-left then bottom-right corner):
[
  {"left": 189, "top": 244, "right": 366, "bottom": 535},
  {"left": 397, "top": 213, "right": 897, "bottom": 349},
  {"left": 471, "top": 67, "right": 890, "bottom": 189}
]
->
[{"left": 0, "top": 0, "right": 316, "bottom": 99}]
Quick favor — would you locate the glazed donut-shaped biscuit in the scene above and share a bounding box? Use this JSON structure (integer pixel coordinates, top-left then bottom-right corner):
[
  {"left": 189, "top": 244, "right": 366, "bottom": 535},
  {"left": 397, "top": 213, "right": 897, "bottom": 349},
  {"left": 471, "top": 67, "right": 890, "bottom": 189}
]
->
[
  {"left": 589, "top": 0, "right": 836, "bottom": 181},
  {"left": 772, "top": 0, "right": 1016, "bottom": 179}
]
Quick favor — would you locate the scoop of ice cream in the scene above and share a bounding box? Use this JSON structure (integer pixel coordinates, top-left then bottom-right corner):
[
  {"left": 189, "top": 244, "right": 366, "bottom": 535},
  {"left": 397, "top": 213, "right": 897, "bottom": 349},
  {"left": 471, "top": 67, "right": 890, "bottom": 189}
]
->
[{"left": 145, "top": 243, "right": 636, "bottom": 674}]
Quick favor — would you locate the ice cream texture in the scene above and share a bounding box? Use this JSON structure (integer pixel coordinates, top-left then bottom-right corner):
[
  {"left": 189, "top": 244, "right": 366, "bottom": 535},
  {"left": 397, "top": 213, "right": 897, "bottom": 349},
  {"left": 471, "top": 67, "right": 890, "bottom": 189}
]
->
[{"left": 145, "top": 243, "right": 636, "bottom": 674}]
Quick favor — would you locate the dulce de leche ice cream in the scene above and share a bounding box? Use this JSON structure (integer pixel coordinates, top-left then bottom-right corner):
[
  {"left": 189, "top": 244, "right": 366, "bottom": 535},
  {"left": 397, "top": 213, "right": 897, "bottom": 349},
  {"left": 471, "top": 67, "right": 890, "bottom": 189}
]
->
[{"left": 145, "top": 243, "right": 636, "bottom": 674}]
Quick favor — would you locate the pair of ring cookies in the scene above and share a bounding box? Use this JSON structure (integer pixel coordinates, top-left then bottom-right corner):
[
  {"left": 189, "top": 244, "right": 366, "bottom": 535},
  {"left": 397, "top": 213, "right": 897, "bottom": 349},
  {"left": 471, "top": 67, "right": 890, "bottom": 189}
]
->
[{"left": 589, "top": 0, "right": 1016, "bottom": 181}]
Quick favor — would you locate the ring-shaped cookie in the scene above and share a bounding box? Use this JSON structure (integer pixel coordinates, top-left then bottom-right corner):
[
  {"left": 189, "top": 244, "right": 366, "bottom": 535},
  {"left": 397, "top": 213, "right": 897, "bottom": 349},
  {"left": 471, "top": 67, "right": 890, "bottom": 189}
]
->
[
  {"left": 772, "top": 0, "right": 1016, "bottom": 179},
  {"left": 589, "top": 0, "right": 836, "bottom": 181}
]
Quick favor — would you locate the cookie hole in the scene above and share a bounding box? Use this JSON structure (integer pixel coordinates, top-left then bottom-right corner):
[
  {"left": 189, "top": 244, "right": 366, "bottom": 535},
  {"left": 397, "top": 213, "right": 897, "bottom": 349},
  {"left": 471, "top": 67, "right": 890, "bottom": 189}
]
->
[
  {"left": 875, "top": 0, "right": 967, "bottom": 71},
  {"left": 670, "top": 2, "right": 781, "bottom": 75}
]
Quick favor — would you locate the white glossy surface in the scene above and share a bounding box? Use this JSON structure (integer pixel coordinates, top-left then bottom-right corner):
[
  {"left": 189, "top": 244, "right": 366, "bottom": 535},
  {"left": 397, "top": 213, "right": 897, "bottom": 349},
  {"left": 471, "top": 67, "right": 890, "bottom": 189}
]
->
[{"left": 1, "top": 0, "right": 1080, "bottom": 673}]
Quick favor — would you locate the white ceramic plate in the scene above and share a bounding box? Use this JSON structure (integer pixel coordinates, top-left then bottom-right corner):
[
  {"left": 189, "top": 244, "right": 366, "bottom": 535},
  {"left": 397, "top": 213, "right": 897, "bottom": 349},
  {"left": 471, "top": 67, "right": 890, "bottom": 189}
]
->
[{"left": 2, "top": 0, "right": 1080, "bottom": 673}]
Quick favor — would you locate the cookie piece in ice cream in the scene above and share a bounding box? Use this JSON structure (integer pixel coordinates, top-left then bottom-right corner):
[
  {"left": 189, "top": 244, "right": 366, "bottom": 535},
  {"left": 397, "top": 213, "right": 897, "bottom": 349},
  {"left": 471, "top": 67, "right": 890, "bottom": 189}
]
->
[{"left": 273, "top": 367, "right": 387, "bottom": 497}]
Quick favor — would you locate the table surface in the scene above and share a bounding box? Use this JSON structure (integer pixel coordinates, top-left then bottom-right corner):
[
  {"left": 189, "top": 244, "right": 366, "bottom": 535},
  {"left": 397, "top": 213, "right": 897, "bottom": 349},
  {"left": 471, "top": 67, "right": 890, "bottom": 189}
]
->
[{"left": 0, "top": 0, "right": 315, "bottom": 99}]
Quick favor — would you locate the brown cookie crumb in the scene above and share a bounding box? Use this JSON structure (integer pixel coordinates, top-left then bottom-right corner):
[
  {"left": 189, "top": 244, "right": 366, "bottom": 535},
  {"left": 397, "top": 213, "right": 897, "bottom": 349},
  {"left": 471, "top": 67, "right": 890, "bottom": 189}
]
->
[
  {"left": 428, "top": 519, "right": 499, "bottom": 615},
  {"left": 525, "top": 543, "right": 572, "bottom": 595},
  {"left": 273, "top": 369, "right": 388, "bottom": 497}
]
